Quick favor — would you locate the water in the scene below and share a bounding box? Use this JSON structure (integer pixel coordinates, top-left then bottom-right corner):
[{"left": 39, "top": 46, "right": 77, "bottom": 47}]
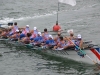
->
[
  {"left": 0, "top": 0, "right": 100, "bottom": 74},
  {"left": 0, "top": 44, "right": 98, "bottom": 75}
]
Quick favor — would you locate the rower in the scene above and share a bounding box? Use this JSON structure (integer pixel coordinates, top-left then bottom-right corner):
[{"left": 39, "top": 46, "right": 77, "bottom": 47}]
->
[
  {"left": 67, "top": 29, "right": 76, "bottom": 40},
  {"left": 42, "top": 28, "right": 50, "bottom": 42},
  {"left": 75, "top": 34, "right": 83, "bottom": 49},
  {"left": 33, "top": 27, "right": 38, "bottom": 36},
  {"left": 53, "top": 21, "right": 61, "bottom": 32},
  {"left": 20, "top": 25, "right": 30, "bottom": 39},
  {"left": 53, "top": 36, "right": 67, "bottom": 50},
  {"left": 0, "top": 29, "right": 9, "bottom": 39},
  {"left": 66, "top": 29, "right": 76, "bottom": 46},
  {"left": 30, "top": 30, "right": 37, "bottom": 42},
  {"left": 22, "top": 25, "right": 30, "bottom": 34},
  {"left": 8, "top": 22, "right": 18, "bottom": 36},
  {"left": 45, "top": 35, "right": 56, "bottom": 49},
  {"left": 21, "top": 33, "right": 31, "bottom": 44},
  {"left": 10, "top": 30, "right": 20, "bottom": 41},
  {"left": 32, "top": 32, "right": 43, "bottom": 46},
  {"left": 12, "top": 22, "right": 19, "bottom": 33},
  {"left": 54, "top": 33, "right": 61, "bottom": 45}
]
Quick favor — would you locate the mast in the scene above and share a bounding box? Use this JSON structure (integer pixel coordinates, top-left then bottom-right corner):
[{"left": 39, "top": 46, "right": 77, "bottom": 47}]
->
[{"left": 57, "top": 1, "right": 59, "bottom": 23}]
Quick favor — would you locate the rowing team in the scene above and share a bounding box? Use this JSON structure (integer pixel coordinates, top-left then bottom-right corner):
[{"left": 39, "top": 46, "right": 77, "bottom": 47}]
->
[{"left": 0, "top": 22, "right": 83, "bottom": 50}]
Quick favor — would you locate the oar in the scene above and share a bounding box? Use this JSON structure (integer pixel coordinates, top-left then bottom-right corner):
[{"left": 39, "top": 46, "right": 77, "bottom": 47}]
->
[{"left": 67, "top": 37, "right": 100, "bottom": 69}]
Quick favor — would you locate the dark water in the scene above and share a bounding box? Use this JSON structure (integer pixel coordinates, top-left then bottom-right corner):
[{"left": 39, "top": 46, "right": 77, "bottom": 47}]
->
[{"left": 0, "top": 0, "right": 100, "bottom": 74}]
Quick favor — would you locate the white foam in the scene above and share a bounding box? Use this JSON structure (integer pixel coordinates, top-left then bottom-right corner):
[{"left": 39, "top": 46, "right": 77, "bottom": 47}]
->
[{"left": 0, "top": 11, "right": 57, "bottom": 24}]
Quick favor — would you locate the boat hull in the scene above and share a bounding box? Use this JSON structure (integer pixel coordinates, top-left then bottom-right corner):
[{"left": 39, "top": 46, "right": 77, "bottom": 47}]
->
[
  {"left": 0, "top": 38, "right": 100, "bottom": 65},
  {"left": 44, "top": 49, "right": 100, "bottom": 64}
]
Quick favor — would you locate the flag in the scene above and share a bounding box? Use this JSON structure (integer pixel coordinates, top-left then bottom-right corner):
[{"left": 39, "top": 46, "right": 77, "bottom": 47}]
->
[
  {"left": 58, "top": 0, "right": 76, "bottom": 6},
  {"left": 90, "top": 48, "right": 100, "bottom": 60}
]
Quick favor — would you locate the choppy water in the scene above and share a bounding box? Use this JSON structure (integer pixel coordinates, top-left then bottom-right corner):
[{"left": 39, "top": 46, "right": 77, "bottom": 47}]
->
[
  {"left": 0, "top": 43, "right": 99, "bottom": 75},
  {"left": 0, "top": 0, "right": 100, "bottom": 74}
]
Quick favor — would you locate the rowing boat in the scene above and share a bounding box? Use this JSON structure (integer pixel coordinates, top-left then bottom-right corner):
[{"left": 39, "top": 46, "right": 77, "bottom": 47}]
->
[
  {"left": 0, "top": 37, "right": 99, "bottom": 65},
  {"left": 0, "top": 25, "right": 100, "bottom": 65}
]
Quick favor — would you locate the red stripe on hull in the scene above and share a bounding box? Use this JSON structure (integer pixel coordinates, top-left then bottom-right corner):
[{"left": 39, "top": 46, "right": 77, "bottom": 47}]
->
[{"left": 90, "top": 48, "right": 100, "bottom": 60}]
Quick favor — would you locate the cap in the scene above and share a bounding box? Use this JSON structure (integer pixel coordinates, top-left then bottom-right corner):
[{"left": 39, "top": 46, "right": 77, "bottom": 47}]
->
[
  {"left": 77, "top": 34, "right": 81, "bottom": 39},
  {"left": 49, "top": 35, "right": 53, "bottom": 39},
  {"left": 34, "top": 27, "right": 37, "bottom": 30},
  {"left": 26, "top": 25, "right": 29, "bottom": 27},
  {"left": 67, "top": 29, "right": 73, "bottom": 34},
  {"left": 16, "top": 30, "right": 19, "bottom": 32},
  {"left": 38, "top": 32, "right": 41, "bottom": 36}
]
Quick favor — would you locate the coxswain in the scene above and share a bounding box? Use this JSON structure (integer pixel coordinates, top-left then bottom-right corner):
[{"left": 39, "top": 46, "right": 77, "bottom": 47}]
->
[{"left": 53, "top": 21, "right": 61, "bottom": 32}]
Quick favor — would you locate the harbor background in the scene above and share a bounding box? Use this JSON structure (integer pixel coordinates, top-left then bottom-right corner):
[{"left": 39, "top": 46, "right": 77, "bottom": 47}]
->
[{"left": 0, "top": 0, "right": 100, "bottom": 75}]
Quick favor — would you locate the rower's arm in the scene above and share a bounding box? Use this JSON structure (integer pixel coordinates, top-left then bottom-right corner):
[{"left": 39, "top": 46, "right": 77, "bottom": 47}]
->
[{"left": 79, "top": 40, "right": 83, "bottom": 49}]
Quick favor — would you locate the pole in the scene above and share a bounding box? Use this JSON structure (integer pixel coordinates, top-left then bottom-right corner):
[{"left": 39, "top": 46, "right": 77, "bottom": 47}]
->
[{"left": 57, "top": 1, "right": 59, "bottom": 23}]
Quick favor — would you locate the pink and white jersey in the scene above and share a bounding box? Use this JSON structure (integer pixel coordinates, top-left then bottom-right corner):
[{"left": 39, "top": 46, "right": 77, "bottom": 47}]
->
[
  {"left": 12, "top": 25, "right": 18, "bottom": 33},
  {"left": 22, "top": 28, "right": 30, "bottom": 35},
  {"left": 43, "top": 32, "right": 49, "bottom": 41}
]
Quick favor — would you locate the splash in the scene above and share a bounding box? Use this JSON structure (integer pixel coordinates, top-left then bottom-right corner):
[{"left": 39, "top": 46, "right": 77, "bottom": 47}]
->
[{"left": 0, "top": 11, "right": 57, "bottom": 24}]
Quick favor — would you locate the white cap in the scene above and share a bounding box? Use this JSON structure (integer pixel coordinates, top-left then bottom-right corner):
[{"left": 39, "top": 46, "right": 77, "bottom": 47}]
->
[
  {"left": 34, "top": 27, "right": 37, "bottom": 30},
  {"left": 49, "top": 35, "right": 53, "bottom": 39},
  {"left": 16, "top": 30, "right": 19, "bottom": 32},
  {"left": 77, "top": 34, "right": 81, "bottom": 39},
  {"left": 67, "top": 29, "right": 73, "bottom": 34},
  {"left": 26, "top": 25, "right": 29, "bottom": 27},
  {"left": 38, "top": 32, "right": 41, "bottom": 36}
]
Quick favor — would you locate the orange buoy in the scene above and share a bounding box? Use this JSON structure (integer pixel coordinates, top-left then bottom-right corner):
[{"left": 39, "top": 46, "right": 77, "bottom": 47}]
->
[{"left": 53, "top": 21, "right": 61, "bottom": 31}]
